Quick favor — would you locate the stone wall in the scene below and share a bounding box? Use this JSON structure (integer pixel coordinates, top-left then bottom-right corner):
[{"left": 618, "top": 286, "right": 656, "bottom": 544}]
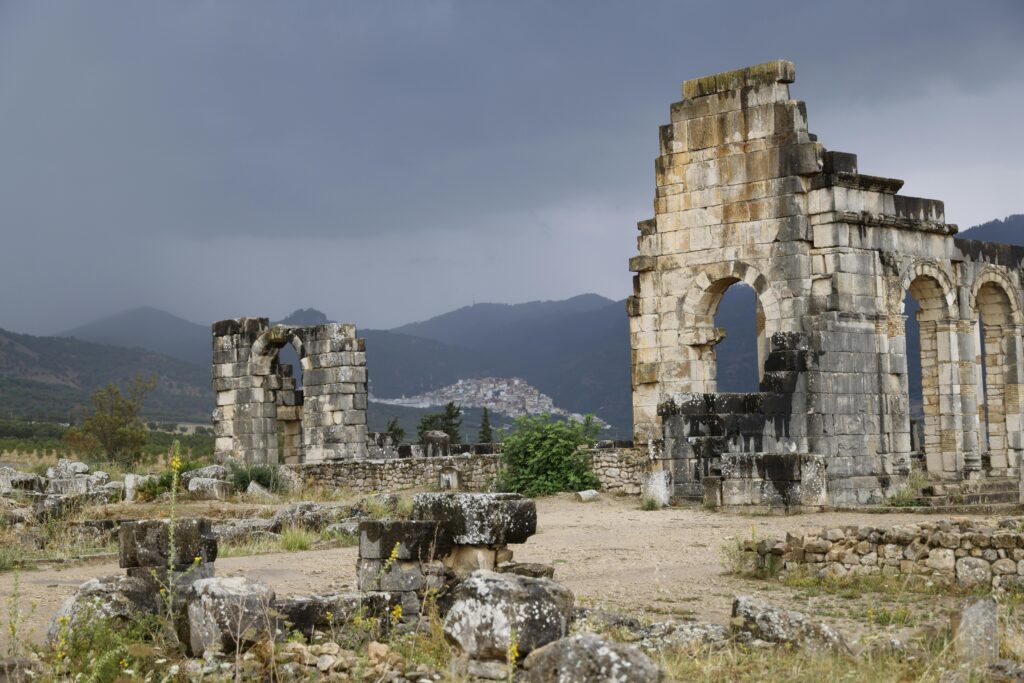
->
[
  {"left": 587, "top": 448, "right": 647, "bottom": 495},
  {"left": 742, "top": 518, "right": 1024, "bottom": 589},
  {"left": 293, "top": 449, "right": 646, "bottom": 495},
  {"left": 628, "top": 59, "right": 1024, "bottom": 505}
]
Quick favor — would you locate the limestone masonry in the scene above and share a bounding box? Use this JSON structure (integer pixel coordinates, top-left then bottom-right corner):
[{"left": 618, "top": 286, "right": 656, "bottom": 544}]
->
[
  {"left": 211, "top": 318, "right": 368, "bottom": 464},
  {"left": 629, "top": 60, "right": 1024, "bottom": 507}
]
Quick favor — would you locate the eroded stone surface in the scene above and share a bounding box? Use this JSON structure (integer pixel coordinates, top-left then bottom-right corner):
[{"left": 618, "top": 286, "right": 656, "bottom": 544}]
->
[
  {"left": 186, "top": 577, "right": 275, "bottom": 656},
  {"left": 522, "top": 633, "right": 662, "bottom": 683},
  {"left": 443, "top": 570, "right": 574, "bottom": 662},
  {"left": 412, "top": 493, "right": 537, "bottom": 545}
]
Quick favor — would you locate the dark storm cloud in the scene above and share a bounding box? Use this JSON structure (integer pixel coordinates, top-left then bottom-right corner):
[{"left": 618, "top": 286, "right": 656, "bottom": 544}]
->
[{"left": 0, "top": 1, "right": 1021, "bottom": 333}]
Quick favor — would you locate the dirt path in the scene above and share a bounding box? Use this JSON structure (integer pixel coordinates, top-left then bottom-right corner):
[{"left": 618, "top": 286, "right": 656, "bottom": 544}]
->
[{"left": 0, "top": 495, "right": 990, "bottom": 649}]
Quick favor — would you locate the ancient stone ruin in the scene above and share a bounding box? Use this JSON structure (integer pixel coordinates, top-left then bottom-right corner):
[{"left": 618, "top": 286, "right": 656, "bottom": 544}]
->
[
  {"left": 629, "top": 60, "right": 1024, "bottom": 507},
  {"left": 211, "top": 318, "right": 369, "bottom": 463}
]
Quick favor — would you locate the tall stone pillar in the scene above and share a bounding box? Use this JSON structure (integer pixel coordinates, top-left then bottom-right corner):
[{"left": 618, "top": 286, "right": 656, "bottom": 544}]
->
[{"left": 211, "top": 318, "right": 271, "bottom": 463}]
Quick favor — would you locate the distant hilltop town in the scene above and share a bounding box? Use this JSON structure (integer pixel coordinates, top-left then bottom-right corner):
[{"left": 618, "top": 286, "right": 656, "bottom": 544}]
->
[{"left": 373, "top": 377, "right": 601, "bottom": 425}]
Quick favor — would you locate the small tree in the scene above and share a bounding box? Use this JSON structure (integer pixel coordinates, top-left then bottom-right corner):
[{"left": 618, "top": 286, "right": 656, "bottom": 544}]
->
[
  {"left": 417, "top": 401, "right": 462, "bottom": 445},
  {"left": 64, "top": 374, "right": 156, "bottom": 466},
  {"left": 385, "top": 417, "right": 406, "bottom": 445},
  {"left": 478, "top": 407, "right": 493, "bottom": 443},
  {"left": 497, "top": 414, "right": 600, "bottom": 496}
]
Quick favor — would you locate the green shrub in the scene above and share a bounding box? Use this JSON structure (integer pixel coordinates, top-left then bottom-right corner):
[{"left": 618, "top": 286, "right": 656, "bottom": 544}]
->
[
  {"left": 228, "top": 462, "right": 286, "bottom": 493},
  {"left": 496, "top": 414, "right": 600, "bottom": 496}
]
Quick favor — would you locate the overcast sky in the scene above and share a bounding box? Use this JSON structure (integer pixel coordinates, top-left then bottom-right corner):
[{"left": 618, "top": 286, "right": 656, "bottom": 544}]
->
[{"left": 1, "top": 1, "right": 1021, "bottom": 335}]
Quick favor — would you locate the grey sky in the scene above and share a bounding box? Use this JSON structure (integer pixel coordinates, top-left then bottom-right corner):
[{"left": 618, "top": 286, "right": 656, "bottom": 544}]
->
[{"left": 1, "top": 1, "right": 1021, "bottom": 334}]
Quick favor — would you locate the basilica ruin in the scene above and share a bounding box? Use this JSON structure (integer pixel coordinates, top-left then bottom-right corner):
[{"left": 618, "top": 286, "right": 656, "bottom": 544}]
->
[
  {"left": 208, "top": 60, "right": 1024, "bottom": 511},
  {"left": 629, "top": 60, "right": 1024, "bottom": 507}
]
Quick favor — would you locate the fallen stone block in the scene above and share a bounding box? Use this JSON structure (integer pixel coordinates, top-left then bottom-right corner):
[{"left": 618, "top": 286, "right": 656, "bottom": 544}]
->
[
  {"left": 522, "top": 633, "right": 663, "bottom": 682},
  {"left": 245, "top": 480, "right": 275, "bottom": 501},
  {"left": 444, "top": 570, "right": 574, "bottom": 663},
  {"left": 181, "top": 465, "right": 228, "bottom": 487},
  {"left": 496, "top": 562, "right": 555, "bottom": 579},
  {"left": 213, "top": 518, "right": 275, "bottom": 544},
  {"left": 47, "top": 575, "right": 158, "bottom": 645},
  {"left": 119, "top": 518, "right": 218, "bottom": 568},
  {"left": 576, "top": 490, "right": 600, "bottom": 503},
  {"left": 186, "top": 577, "right": 276, "bottom": 656},
  {"left": 187, "top": 477, "right": 233, "bottom": 501},
  {"left": 359, "top": 520, "right": 451, "bottom": 561},
  {"left": 45, "top": 477, "right": 91, "bottom": 496},
  {"left": 123, "top": 473, "right": 156, "bottom": 503},
  {"left": 46, "top": 459, "right": 89, "bottom": 479},
  {"left": 952, "top": 597, "right": 998, "bottom": 666},
  {"left": 412, "top": 493, "right": 537, "bottom": 545},
  {"left": 276, "top": 592, "right": 396, "bottom": 637},
  {"left": 731, "top": 595, "right": 849, "bottom": 653}
]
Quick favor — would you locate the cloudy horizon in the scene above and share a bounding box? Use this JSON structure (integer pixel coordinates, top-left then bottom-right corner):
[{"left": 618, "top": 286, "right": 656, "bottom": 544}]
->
[{"left": 1, "top": 1, "right": 1022, "bottom": 335}]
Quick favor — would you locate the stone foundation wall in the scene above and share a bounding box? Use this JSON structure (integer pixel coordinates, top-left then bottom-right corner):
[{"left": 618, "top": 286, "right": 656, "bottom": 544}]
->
[
  {"left": 587, "top": 448, "right": 646, "bottom": 495},
  {"left": 294, "top": 454, "right": 502, "bottom": 493},
  {"left": 293, "top": 449, "right": 646, "bottom": 495},
  {"left": 743, "top": 518, "right": 1024, "bottom": 589}
]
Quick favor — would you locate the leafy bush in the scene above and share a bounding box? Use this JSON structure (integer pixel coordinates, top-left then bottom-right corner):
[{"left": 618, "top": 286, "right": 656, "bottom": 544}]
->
[
  {"left": 227, "top": 462, "right": 286, "bottom": 493},
  {"left": 496, "top": 414, "right": 600, "bottom": 496}
]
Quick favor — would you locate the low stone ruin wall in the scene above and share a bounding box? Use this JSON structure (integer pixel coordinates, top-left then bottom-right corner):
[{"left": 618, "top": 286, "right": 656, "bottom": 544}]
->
[
  {"left": 293, "top": 449, "right": 647, "bottom": 495},
  {"left": 742, "top": 518, "right": 1024, "bottom": 589},
  {"left": 587, "top": 448, "right": 646, "bottom": 495},
  {"left": 295, "top": 454, "right": 502, "bottom": 493}
]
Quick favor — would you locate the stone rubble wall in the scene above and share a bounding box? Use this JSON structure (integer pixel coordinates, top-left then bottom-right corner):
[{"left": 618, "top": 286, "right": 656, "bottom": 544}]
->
[
  {"left": 744, "top": 517, "right": 1024, "bottom": 589},
  {"left": 293, "top": 449, "right": 646, "bottom": 495},
  {"left": 586, "top": 448, "right": 647, "bottom": 495}
]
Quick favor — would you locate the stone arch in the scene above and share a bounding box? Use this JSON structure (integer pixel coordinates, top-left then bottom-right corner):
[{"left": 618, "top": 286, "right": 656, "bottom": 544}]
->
[
  {"left": 970, "top": 267, "right": 1023, "bottom": 326},
  {"left": 250, "top": 325, "right": 306, "bottom": 375},
  {"left": 681, "top": 261, "right": 781, "bottom": 320},
  {"left": 899, "top": 262, "right": 965, "bottom": 475},
  {"left": 900, "top": 260, "right": 957, "bottom": 322},
  {"left": 679, "top": 261, "right": 779, "bottom": 391},
  {"left": 970, "top": 268, "right": 1023, "bottom": 474}
]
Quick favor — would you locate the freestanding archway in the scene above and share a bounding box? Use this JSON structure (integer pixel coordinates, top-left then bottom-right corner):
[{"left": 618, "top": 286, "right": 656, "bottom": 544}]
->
[{"left": 211, "top": 318, "right": 368, "bottom": 464}]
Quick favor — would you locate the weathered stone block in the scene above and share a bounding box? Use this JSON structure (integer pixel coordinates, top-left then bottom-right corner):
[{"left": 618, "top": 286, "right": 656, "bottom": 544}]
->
[
  {"left": 118, "top": 518, "right": 218, "bottom": 569},
  {"left": 412, "top": 493, "right": 537, "bottom": 545},
  {"left": 444, "top": 571, "right": 574, "bottom": 663}
]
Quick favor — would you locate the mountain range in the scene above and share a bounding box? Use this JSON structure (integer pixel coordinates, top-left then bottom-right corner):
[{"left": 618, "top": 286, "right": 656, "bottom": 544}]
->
[{"left": 4, "top": 214, "right": 1020, "bottom": 432}]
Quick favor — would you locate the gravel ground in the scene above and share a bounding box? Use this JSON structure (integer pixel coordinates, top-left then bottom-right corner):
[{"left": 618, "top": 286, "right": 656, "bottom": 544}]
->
[{"left": 0, "top": 494, "right": 993, "bottom": 649}]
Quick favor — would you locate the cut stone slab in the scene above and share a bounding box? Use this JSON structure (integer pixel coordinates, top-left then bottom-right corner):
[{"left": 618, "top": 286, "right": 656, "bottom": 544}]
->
[
  {"left": 123, "top": 474, "right": 155, "bottom": 503},
  {"left": 358, "top": 520, "right": 451, "bottom": 561},
  {"left": 731, "top": 595, "right": 849, "bottom": 653},
  {"left": 119, "top": 518, "right": 218, "bottom": 568},
  {"left": 412, "top": 493, "right": 537, "bottom": 545},
  {"left": 444, "top": 570, "right": 574, "bottom": 663},
  {"left": 245, "top": 480, "right": 275, "bottom": 501},
  {"left": 576, "top": 490, "right": 600, "bottom": 502},
  {"left": 181, "top": 465, "right": 228, "bottom": 487},
  {"left": 46, "top": 459, "right": 89, "bottom": 479},
  {"left": 522, "top": 633, "right": 663, "bottom": 682},
  {"left": 276, "top": 592, "right": 396, "bottom": 637},
  {"left": 187, "top": 477, "right": 233, "bottom": 501},
  {"left": 186, "top": 577, "right": 276, "bottom": 656},
  {"left": 951, "top": 597, "right": 998, "bottom": 666}
]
